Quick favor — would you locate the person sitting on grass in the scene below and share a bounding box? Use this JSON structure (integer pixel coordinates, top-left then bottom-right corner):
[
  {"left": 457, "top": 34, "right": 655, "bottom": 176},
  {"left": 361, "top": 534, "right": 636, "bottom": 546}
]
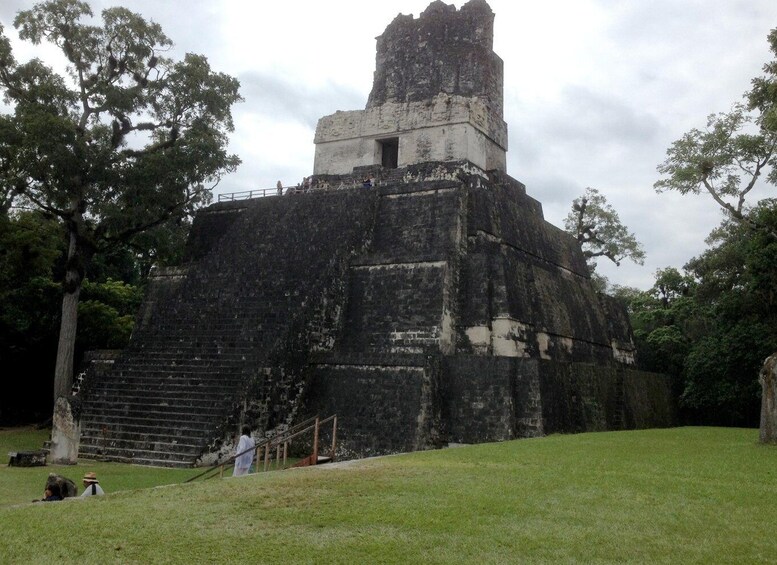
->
[
  {"left": 233, "top": 427, "right": 256, "bottom": 477},
  {"left": 81, "top": 472, "right": 105, "bottom": 496},
  {"left": 42, "top": 483, "right": 62, "bottom": 502}
]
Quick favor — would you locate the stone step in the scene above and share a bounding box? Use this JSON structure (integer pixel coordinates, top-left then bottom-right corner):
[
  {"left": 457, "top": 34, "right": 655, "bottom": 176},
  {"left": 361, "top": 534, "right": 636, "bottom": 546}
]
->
[
  {"left": 117, "top": 350, "right": 257, "bottom": 362},
  {"left": 105, "top": 371, "right": 245, "bottom": 384},
  {"left": 79, "top": 433, "right": 203, "bottom": 452},
  {"left": 88, "top": 379, "right": 242, "bottom": 394},
  {"left": 82, "top": 406, "right": 227, "bottom": 421},
  {"left": 76, "top": 189, "right": 374, "bottom": 469},
  {"left": 130, "top": 334, "right": 279, "bottom": 348},
  {"left": 87, "top": 380, "right": 240, "bottom": 394},
  {"left": 121, "top": 341, "right": 251, "bottom": 350},
  {"left": 146, "top": 303, "right": 286, "bottom": 318},
  {"left": 81, "top": 421, "right": 209, "bottom": 440},
  {"left": 146, "top": 322, "right": 259, "bottom": 332},
  {"left": 109, "top": 361, "right": 242, "bottom": 372},
  {"left": 85, "top": 384, "right": 242, "bottom": 398},
  {"left": 85, "top": 389, "right": 237, "bottom": 405},
  {"left": 111, "top": 361, "right": 247, "bottom": 372},
  {"left": 81, "top": 400, "right": 230, "bottom": 418},
  {"left": 91, "top": 370, "right": 245, "bottom": 383},
  {"left": 126, "top": 332, "right": 255, "bottom": 342},
  {"left": 78, "top": 444, "right": 199, "bottom": 468},
  {"left": 80, "top": 410, "right": 218, "bottom": 428}
]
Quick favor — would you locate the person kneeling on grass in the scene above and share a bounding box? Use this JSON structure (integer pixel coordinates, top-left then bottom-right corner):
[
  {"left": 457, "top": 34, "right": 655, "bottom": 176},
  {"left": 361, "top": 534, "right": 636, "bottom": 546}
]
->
[
  {"left": 233, "top": 427, "right": 256, "bottom": 477},
  {"left": 81, "top": 472, "right": 105, "bottom": 496}
]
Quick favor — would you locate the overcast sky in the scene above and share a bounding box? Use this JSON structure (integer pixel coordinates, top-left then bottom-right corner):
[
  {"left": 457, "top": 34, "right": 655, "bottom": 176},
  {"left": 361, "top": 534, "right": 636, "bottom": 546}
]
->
[{"left": 2, "top": 0, "right": 777, "bottom": 289}]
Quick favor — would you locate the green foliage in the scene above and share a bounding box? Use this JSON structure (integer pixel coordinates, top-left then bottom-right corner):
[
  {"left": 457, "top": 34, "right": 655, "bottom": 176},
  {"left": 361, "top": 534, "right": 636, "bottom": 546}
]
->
[
  {"left": 0, "top": 210, "right": 148, "bottom": 423},
  {"left": 564, "top": 187, "right": 645, "bottom": 268},
  {"left": 76, "top": 302, "right": 133, "bottom": 349},
  {"left": 0, "top": 0, "right": 242, "bottom": 402},
  {"left": 0, "top": 213, "right": 63, "bottom": 422},
  {"left": 656, "top": 28, "right": 777, "bottom": 238},
  {"left": 77, "top": 278, "right": 142, "bottom": 349},
  {"left": 0, "top": 211, "right": 63, "bottom": 285},
  {"left": 649, "top": 27, "right": 777, "bottom": 424},
  {"left": 630, "top": 202, "right": 777, "bottom": 425},
  {"left": 1, "top": 428, "right": 776, "bottom": 563},
  {"left": 1, "top": 0, "right": 242, "bottom": 245},
  {"left": 682, "top": 323, "right": 773, "bottom": 424},
  {"left": 81, "top": 278, "right": 142, "bottom": 315}
]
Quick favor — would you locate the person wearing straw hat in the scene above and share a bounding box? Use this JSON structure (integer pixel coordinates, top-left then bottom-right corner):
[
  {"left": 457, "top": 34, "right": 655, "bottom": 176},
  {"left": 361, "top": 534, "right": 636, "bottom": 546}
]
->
[{"left": 81, "top": 472, "right": 105, "bottom": 496}]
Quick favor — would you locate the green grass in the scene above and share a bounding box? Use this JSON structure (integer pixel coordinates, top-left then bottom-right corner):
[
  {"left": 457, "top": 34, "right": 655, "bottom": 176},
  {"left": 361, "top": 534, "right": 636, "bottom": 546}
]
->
[
  {"left": 0, "top": 426, "right": 212, "bottom": 506},
  {"left": 1, "top": 427, "right": 775, "bottom": 564}
]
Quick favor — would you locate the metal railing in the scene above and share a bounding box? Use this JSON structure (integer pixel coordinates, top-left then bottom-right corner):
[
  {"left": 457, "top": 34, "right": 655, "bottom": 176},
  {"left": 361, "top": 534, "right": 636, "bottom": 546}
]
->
[
  {"left": 218, "top": 180, "right": 376, "bottom": 202},
  {"left": 185, "top": 414, "right": 337, "bottom": 483},
  {"left": 218, "top": 188, "right": 282, "bottom": 201}
]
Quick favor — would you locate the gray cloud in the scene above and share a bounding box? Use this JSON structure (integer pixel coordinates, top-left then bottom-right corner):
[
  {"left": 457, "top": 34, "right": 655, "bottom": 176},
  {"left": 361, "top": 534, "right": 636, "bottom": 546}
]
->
[
  {"left": 239, "top": 70, "right": 365, "bottom": 129},
  {"left": 0, "top": 1, "right": 30, "bottom": 24},
  {"left": 544, "top": 86, "right": 660, "bottom": 149},
  {"left": 3, "top": 0, "right": 776, "bottom": 291}
]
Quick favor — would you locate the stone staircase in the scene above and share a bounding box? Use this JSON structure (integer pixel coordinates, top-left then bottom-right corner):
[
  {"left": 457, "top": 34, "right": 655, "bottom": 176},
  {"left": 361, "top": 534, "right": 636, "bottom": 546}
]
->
[{"left": 79, "top": 189, "right": 378, "bottom": 467}]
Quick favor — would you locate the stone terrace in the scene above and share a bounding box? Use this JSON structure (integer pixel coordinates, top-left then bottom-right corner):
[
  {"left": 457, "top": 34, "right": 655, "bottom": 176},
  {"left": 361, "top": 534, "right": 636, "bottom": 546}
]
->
[{"left": 78, "top": 190, "right": 378, "bottom": 466}]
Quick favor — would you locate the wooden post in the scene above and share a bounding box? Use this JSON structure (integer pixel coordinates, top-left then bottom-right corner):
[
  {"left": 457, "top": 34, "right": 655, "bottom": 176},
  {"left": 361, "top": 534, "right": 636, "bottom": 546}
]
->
[
  {"left": 264, "top": 442, "right": 270, "bottom": 472},
  {"left": 331, "top": 415, "right": 338, "bottom": 461},
  {"left": 219, "top": 464, "right": 224, "bottom": 478},
  {"left": 312, "top": 416, "right": 320, "bottom": 465},
  {"left": 283, "top": 442, "right": 288, "bottom": 468},
  {"left": 275, "top": 444, "right": 281, "bottom": 469}
]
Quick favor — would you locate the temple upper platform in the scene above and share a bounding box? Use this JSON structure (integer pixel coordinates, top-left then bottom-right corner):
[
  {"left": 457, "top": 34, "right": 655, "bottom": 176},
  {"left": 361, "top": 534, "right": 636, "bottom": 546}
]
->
[{"left": 313, "top": 0, "right": 507, "bottom": 176}]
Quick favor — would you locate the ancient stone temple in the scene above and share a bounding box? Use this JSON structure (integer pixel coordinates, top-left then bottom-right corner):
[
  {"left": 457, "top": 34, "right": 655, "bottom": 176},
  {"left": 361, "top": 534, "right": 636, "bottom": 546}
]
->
[{"left": 77, "top": 0, "right": 675, "bottom": 467}]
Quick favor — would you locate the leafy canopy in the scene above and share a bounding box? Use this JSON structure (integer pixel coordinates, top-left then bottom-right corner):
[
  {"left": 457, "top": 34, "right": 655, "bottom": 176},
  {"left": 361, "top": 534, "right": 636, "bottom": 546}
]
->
[
  {"left": 0, "top": 0, "right": 243, "bottom": 414},
  {"left": 655, "top": 28, "right": 777, "bottom": 239},
  {"left": 0, "top": 0, "right": 243, "bottom": 251},
  {"left": 564, "top": 187, "right": 645, "bottom": 268},
  {"left": 626, "top": 203, "right": 777, "bottom": 425}
]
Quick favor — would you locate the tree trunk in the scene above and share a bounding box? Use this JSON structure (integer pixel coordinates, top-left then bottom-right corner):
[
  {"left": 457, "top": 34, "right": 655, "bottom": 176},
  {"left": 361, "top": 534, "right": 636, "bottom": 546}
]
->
[
  {"left": 759, "top": 353, "right": 777, "bottom": 443},
  {"left": 53, "top": 228, "right": 83, "bottom": 402},
  {"left": 50, "top": 219, "right": 85, "bottom": 464}
]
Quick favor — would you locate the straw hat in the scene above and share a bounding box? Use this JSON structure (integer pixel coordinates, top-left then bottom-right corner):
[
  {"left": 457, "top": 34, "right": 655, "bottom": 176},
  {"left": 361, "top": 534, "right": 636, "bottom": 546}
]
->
[{"left": 83, "top": 472, "right": 99, "bottom": 483}]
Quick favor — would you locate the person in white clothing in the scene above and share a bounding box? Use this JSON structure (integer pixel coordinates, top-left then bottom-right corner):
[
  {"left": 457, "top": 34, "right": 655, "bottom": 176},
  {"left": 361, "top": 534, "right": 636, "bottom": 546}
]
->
[
  {"left": 233, "top": 427, "right": 256, "bottom": 477},
  {"left": 81, "top": 472, "right": 105, "bottom": 496}
]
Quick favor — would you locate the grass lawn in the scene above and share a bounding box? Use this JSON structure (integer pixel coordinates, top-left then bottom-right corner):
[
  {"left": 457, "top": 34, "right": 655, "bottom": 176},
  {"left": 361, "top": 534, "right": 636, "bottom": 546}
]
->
[
  {"left": 0, "top": 426, "right": 203, "bottom": 507},
  {"left": 1, "top": 427, "right": 775, "bottom": 564}
]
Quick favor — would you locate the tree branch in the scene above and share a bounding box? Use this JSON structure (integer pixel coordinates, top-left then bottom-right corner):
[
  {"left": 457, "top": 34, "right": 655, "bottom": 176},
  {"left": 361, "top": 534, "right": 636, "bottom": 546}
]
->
[
  {"left": 23, "top": 190, "right": 69, "bottom": 220},
  {"left": 95, "top": 192, "right": 198, "bottom": 248},
  {"left": 701, "top": 177, "right": 742, "bottom": 220}
]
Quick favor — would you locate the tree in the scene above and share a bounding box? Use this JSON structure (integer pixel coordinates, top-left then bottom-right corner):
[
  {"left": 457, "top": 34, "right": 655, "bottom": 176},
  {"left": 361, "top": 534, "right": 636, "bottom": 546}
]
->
[
  {"left": 625, "top": 205, "right": 777, "bottom": 426},
  {"left": 655, "top": 28, "right": 777, "bottom": 239},
  {"left": 564, "top": 187, "right": 646, "bottom": 269},
  {"left": 655, "top": 106, "right": 777, "bottom": 238},
  {"left": 0, "top": 0, "right": 242, "bottom": 460},
  {"left": 654, "top": 27, "right": 777, "bottom": 431}
]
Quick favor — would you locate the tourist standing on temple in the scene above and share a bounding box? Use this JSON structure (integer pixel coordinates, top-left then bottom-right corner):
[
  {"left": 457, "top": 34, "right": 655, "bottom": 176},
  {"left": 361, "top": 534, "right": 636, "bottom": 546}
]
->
[
  {"left": 81, "top": 472, "right": 105, "bottom": 496},
  {"left": 233, "top": 427, "right": 256, "bottom": 476}
]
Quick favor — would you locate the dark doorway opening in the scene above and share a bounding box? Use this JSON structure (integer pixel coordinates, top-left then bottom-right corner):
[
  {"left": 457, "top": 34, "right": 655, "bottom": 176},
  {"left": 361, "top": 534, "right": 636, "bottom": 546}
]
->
[{"left": 378, "top": 138, "right": 399, "bottom": 169}]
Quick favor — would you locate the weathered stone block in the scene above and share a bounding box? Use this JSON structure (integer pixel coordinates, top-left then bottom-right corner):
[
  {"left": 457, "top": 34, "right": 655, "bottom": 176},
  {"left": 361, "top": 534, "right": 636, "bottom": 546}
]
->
[{"left": 8, "top": 450, "right": 47, "bottom": 467}]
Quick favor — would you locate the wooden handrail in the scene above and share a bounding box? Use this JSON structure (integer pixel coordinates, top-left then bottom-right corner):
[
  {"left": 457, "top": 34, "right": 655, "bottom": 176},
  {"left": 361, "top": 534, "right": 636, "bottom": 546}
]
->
[{"left": 185, "top": 414, "right": 337, "bottom": 483}]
